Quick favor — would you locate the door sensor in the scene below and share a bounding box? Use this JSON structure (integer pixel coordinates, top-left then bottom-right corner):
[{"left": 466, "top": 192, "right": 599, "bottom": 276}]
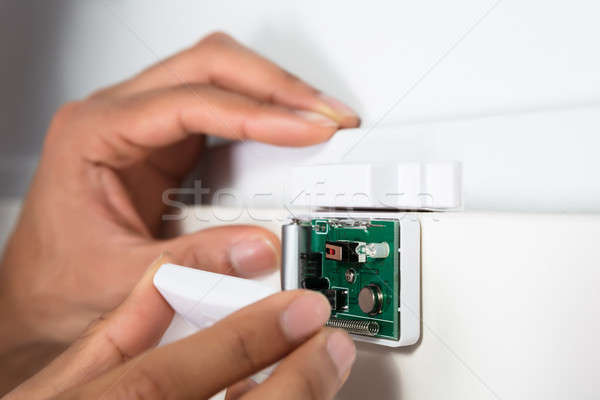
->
[
  {"left": 282, "top": 211, "right": 421, "bottom": 347},
  {"left": 280, "top": 161, "right": 459, "bottom": 347}
]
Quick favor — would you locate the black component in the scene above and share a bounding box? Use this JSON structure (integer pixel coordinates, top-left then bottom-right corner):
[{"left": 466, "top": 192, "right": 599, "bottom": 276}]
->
[
  {"left": 322, "top": 288, "right": 349, "bottom": 311},
  {"left": 300, "top": 252, "right": 322, "bottom": 277},
  {"left": 325, "top": 241, "right": 361, "bottom": 263},
  {"left": 302, "top": 276, "right": 329, "bottom": 290},
  {"left": 322, "top": 289, "right": 338, "bottom": 309}
]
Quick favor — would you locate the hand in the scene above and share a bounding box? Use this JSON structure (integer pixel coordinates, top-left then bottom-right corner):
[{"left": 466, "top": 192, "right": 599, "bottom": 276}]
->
[
  {"left": 0, "top": 31, "right": 359, "bottom": 389},
  {"left": 4, "top": 254, "right": 357, "bottom": 400}
]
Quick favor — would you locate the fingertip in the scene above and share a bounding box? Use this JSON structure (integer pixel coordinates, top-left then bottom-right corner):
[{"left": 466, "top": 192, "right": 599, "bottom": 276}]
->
[
  {"left": 339, "top": 114, "right": 361, "bottom": 129},
  {"left": 229, "top": 236, "right": 280, "bottom": 278},
  {"left": 280, "top": 290, "right": 332, "bottom": 342},
  {"left": 117, "top": 251, "right": 178, "bottom": 327},
  {"left": 120, "top": 251, "right": 177, "bottom": 313},
  {"left": 314, "top": 94, "right": 361, "bottom": 129},
  {"left": 139, "top": 252, "right": 177, "bottom": 289}
]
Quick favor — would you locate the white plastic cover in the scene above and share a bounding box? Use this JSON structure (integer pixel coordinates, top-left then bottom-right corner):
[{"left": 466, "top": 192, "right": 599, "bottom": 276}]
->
[{"left": 286, "top": 162, "right": 462, "bottom": 210}]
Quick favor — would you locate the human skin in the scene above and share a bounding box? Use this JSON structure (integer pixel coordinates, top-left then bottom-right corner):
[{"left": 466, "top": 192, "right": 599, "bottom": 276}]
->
[
  {"left": 0, "top": 31, "right": 359, "bottom": 395},
  {"left": 3, "top": 254, "right": 356, "bottom": 400}
]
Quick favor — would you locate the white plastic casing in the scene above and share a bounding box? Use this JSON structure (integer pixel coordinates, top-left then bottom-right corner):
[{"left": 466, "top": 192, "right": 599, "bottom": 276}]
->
[
  {"left": 287, "top": 162, "right": 461, "bottom": 210},
  {"left": 284, "top": 211, "right": 421, "bottom": 347},
  {"left": 153, "top": 264, "right": 277, "bottom": 329}
]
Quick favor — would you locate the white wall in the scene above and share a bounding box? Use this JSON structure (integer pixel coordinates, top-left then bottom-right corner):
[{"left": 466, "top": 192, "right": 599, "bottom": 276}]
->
[
  {"left": 173, "top": 207, "right": 600, "bottom": 400},
  {"left": 2, "top": 0, "right": 600, "bottom": 210}
]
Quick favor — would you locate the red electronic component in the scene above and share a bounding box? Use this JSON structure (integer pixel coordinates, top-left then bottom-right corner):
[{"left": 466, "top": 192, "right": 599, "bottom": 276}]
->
[{"left": 325, "top": 243, "right": 343, "bottom": 261}]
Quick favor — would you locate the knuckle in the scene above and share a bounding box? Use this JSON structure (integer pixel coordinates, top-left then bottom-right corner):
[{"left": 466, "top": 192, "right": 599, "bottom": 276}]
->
[
  {"left": 50, "top": 101, "right": 81, "bottom": 129},
  {"left": 225, "top": 323, "right": 260, "bottom": 372},
  {"left": 197, "top": 30, "right": 234, "bottom": 50},
  {"left": 79, "top": 314, "right": 108, "bottom": 339},
  {"left": 44, "top": 100, "right": 84, "bottom": 146}
]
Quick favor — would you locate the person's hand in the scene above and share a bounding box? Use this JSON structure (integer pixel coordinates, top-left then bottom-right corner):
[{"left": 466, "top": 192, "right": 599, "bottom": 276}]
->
[
  {"left": 4, "top": 254, "right": 357, "bottom": 400},
  {"left": 0, "top": 31, "right": 359, "bottom": 389}
]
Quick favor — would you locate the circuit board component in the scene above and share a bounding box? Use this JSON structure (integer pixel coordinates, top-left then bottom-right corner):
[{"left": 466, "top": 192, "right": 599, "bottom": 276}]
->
[
  {"left": 325, "top": 241, "right": 364, "bottom": 262},
  {"left": 358, "top": 284, "right": 384, "bottom": 315},
  {"left": 282, "top": 218, "right": 400, "bottom": 341}
]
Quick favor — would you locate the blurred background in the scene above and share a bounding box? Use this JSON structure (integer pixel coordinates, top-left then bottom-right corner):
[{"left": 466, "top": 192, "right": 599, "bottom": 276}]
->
[{"left": 2, "top": 0, "right": 600, "bottom": 247}]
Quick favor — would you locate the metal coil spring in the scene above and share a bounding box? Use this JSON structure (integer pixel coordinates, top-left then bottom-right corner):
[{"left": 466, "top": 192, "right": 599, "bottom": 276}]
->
[{"left": 326, "top": 318, "right": 380, "bottom": 337}]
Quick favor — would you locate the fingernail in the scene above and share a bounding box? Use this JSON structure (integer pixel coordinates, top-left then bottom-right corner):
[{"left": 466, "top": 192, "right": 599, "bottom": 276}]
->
[
  {"left": 229, "top": 238, "right": 279, "bottom": 277},
  {"left": 294, "top": 110, "right": 338, "bottom": 127},
  {"left": 131, "top": 252, "right": 175, "bottom": 301},
  {"left": 326, "top": 330, "right": 356, "bottom": 380},
  {"left": 151, "top": 251, "right": 174, "bottom": 267},
  {"left": 144, "top": 252, "right": 175, "bottom": 280},
  {"left": 280, "top": 292, "right": 331, "bottom": 341},
  {"left": 315, "top": 93, "right": 360, "bottom": 126}
]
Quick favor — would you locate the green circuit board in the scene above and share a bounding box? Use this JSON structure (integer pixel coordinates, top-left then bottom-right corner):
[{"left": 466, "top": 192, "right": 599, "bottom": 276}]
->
[{"left": 302, "top": 219, "right": 399, "bottom": 340}]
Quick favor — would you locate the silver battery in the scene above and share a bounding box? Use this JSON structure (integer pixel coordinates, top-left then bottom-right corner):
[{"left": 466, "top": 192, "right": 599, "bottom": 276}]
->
[{"left": 281, "top": 221, "right": 310, "bottom": 290}]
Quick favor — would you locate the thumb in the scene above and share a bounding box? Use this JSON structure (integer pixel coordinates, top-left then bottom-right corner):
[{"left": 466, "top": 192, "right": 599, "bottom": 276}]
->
[
  {"left": 4, "top": 253, "right": 175, "bottom": 400},
  {"left": 153, "top": 224, "right": 281, "bottom": 278},
  {"left": 103, "top": 225, "right": 279, "bottom": 324}
]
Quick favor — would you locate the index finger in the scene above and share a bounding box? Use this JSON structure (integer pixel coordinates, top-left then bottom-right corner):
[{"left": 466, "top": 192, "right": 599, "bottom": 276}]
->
[
  {"left": 57, "top": 290, "right": 332, "bottom": 400},
  {"left": 59, "top": 85, "right": 341, "bottom": 168},
  {"left": 103, "top": 32, "right": 359, "bottom": 128}
]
